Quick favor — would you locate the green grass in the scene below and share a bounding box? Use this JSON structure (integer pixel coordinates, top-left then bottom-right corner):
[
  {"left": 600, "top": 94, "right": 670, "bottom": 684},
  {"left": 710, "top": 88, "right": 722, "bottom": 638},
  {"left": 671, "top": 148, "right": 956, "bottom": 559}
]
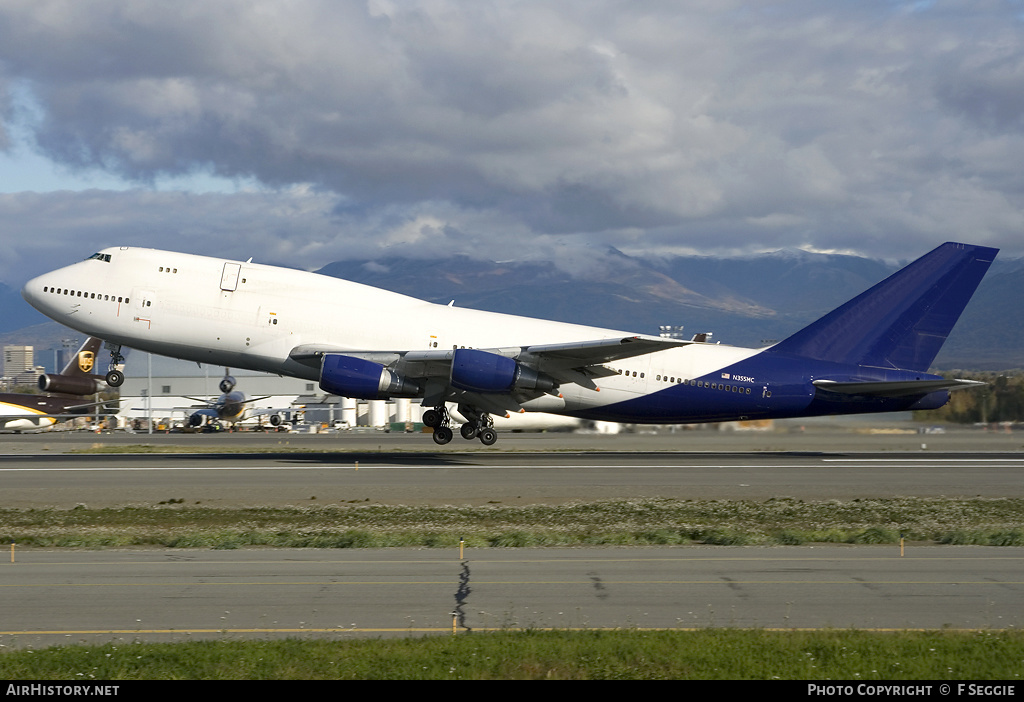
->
[
  {"left": 2, "top": 629, "right": 1022, "bottom": 679},
  {"left": 2, "top": 497, "right": 1023, "bottom": 549}
]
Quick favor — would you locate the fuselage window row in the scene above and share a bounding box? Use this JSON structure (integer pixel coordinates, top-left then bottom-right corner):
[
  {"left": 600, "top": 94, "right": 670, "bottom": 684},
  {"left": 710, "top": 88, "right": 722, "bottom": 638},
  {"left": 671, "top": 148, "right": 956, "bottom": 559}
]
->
[
  {"left": 42, "top": 286, "right": 128, "bottom": 304},
  {"left": 611, "top": 368, "right": 753, "bottom": 394}
]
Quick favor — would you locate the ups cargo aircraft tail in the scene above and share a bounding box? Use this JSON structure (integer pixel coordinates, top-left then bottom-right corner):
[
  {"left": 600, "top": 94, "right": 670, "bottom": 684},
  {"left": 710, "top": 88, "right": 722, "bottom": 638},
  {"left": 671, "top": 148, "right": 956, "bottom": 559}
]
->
[
  {"left": 0, "top": 336, "right": 115, "bottom": 432},
  {"left": 21, "top": 242, "right": 996, "bottom": 445},
  {"left": 36, "top": 335, "right": 107, "bottom": 395}
]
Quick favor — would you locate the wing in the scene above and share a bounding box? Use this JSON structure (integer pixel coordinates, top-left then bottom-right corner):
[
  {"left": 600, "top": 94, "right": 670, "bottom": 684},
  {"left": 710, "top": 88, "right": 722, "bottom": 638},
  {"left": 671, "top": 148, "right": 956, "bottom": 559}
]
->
[
  {"left": 0, "top": 399, "right": 118, "bottom": 418},
  {"left": 519, "top": 336, "right": 691, "bottom": 387},
  {"left": 290, "top": 335, "right": 689, "bottom": 413},
  {"left": 180, "top": 395, "right": 275, "bottom": 406},
  {"left": 292, "top": 335, "right": 686, "bottom": 367},
  {"left": 180, "top": 396, "right": 217, "bottom": 407},
  {"left": 0, "top": 413, "right": 84, "bottom": 422},
  {"left": 0, "top": 398, "right": 118, "bottom": 428}
]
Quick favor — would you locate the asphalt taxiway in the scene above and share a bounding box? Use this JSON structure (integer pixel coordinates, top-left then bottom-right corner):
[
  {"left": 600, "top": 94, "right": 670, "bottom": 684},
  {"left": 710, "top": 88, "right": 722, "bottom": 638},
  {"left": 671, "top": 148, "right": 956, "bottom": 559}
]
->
[
  {"left": 1, "top": 426, "right": 1022, "bottom": 646},
  {"left": 3, "top": 546, "right": 1022, "bottom": 649}
]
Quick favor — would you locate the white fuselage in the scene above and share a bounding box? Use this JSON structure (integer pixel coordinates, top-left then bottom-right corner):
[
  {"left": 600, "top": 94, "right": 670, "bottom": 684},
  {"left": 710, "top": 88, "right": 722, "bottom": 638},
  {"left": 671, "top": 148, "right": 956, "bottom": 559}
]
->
[
  {"left": 22, "top": 247, "right": 758, "bottom": 415},
  {"left": 0, "top": 401, "right": 57, "bottom": 432}
]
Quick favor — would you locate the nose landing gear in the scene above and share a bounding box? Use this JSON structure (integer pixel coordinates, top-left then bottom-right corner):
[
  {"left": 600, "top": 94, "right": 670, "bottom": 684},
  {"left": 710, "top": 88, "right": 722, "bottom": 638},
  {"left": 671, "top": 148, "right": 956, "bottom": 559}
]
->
[{"left": 104, "top": 345, "right": 126, "bottom": 387}]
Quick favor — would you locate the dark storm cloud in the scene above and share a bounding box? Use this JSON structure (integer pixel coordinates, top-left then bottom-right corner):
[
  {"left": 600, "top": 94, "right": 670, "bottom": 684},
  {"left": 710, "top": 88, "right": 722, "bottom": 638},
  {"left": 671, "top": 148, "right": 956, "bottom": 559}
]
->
[
  {"left": 935, "top": 53, "right": 1024, "bottom": 134},
  {"left": 0, "top": 0, "right": 1022, "bottom": 284}
]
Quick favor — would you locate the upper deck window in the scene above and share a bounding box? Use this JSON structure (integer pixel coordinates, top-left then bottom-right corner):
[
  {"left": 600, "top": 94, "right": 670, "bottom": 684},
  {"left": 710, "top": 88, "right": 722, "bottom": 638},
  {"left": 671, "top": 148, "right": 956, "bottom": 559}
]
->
[{"left": 87, "top": 253, "right": 112, "bottom": 263}]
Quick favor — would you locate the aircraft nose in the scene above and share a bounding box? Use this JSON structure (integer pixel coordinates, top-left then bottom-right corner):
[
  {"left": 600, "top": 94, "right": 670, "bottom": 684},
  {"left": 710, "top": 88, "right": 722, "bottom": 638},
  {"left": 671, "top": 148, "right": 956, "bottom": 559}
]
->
[
  {"left": 21, "top": 274, "right": 47, "bottom": 311},
  {"left": 21, "top": 271, "right": 64, "bottom": 317}
]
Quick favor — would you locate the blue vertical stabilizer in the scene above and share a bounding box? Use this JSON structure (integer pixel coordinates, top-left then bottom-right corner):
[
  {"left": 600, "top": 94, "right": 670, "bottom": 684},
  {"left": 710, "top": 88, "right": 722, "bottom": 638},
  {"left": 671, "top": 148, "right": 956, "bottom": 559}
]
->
[{"left": 766, "top": 242, "right": 998, "bottom": 371}]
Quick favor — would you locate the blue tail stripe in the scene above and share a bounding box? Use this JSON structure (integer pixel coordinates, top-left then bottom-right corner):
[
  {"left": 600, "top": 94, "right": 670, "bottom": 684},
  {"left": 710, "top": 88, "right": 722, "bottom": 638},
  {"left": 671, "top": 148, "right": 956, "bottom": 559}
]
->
[{"left": 765, "top": 242, "right": 997, "bottom": 371}]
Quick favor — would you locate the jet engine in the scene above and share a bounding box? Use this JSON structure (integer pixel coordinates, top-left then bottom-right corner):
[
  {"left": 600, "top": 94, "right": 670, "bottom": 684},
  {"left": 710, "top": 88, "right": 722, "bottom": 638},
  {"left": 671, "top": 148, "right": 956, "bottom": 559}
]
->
[
  {"left": 450, "top": 349, "right": 557, "bottom": 394},
  {"left": 219, "top": 375, "right": 237, "bottom": 393},
  {"left": 319, "top": 354, "right": 422, "bottom": 400},
  {"left": 37, "top": 373, "right": 101, "bottom": 396}
]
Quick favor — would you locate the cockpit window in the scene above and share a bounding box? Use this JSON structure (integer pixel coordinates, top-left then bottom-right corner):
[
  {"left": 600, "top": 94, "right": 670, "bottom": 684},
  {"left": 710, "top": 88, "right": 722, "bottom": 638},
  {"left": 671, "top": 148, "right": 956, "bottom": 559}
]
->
[{"left": 87, "top": 253, "right": 112, "bottom": 262}]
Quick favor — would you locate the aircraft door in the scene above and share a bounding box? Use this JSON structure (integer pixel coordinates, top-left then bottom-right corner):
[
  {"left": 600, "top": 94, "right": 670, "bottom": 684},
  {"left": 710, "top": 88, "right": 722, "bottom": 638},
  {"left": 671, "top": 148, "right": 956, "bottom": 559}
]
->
[{"left": 220, "top": 262, "right": 242, "bottom": 291}]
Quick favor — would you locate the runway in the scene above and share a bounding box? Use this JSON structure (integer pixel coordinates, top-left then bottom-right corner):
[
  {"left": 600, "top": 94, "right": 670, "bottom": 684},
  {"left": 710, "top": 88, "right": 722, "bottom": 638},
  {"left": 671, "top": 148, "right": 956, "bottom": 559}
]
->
[
  {"left": 1, "top": 427, "right": 1022, "bottom": 646},
  {"left": 2, "top": 428, "right": 1024, "bottom": 507}
]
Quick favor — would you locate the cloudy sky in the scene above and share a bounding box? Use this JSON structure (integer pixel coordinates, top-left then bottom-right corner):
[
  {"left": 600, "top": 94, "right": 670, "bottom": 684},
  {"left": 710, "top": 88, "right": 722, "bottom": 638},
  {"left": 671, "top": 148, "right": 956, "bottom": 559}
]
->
[{"left": 1, "top": 0, "right": 1022, "bottom": 287}]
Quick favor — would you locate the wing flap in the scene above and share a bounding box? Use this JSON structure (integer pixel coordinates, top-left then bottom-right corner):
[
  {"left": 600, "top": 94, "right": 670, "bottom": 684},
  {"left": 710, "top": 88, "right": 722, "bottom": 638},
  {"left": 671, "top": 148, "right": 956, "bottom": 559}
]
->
[{"left": 521, "top": 335, "right": 688, "bottom": 367}]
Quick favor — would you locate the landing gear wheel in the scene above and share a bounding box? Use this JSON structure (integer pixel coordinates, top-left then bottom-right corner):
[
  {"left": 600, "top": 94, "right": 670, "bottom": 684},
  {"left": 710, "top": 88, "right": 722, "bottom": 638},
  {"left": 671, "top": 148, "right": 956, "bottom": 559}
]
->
[
  {"left": 422, "top": 409, "right": 442, "bottom": 428},
  {"left": 460, "top": 424, "right": 478, "bottom": 440},
  {"left": 104, "top": 344, "right": 125, "bottom": 388},
  {"left": 478, "top": 428, "right": 498, "bottom": 446},
  {"left": 432, "top": 426, "right": 454, "bottom": 445}
]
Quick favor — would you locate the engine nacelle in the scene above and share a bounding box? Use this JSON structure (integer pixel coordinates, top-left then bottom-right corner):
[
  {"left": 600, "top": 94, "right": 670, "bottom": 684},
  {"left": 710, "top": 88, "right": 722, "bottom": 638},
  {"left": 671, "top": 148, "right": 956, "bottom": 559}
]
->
[
  {"left": 219, "top": 375, "right": 237, "bottom": 393},
  {"left": 37, "top": 373, "right": 101, "bottom": 396},
  {"left": 319, "top": 354, "right": 422, "bottom": 400},
  {"left": 450, "top": 349, "right": 557, "bottom": 394}
]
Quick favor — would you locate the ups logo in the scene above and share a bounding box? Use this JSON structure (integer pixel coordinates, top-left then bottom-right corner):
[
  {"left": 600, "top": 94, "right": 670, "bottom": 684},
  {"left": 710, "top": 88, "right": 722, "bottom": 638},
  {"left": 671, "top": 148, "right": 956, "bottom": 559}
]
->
[{"left": 78, "top": 351, "right": 95, "bottom": 373}]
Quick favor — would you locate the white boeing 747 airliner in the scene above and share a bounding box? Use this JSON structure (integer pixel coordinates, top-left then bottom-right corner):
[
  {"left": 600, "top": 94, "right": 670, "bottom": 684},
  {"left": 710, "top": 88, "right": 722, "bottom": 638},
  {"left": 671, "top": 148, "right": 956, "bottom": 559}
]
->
[{"left": 22, "top": 242, "right": 996, "bottom": 445}]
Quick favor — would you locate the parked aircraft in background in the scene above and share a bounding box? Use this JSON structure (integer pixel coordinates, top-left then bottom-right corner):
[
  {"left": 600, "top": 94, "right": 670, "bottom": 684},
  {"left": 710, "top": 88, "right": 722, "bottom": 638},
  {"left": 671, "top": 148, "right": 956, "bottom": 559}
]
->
[
  {"left": 22, "top": 242, "right": 995, "bottom": 445},
  {"left": 178, "top": 370, "right": 291, "bottom": 430},
  {"left": 484, "top": 409, "right": 581, "bottom": 433},
  {"left": 0, "top": 337, "right": 116, "bottom": 432}
]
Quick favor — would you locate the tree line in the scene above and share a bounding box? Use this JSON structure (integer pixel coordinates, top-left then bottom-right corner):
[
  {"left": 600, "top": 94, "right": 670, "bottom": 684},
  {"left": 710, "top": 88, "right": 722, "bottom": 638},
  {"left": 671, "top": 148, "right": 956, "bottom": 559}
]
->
[{"left": 916, "top": 371, "right": 1024, "bottom": 424}]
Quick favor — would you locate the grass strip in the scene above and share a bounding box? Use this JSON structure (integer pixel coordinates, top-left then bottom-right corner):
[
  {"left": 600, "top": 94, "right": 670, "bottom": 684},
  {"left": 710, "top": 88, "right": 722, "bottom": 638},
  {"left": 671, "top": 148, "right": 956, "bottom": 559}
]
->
[
  {"left": 2, "top": 629, "right": 1022, "bottom": 679},
  {"left": 2, "top": 497, "right": 1022, "bottom": 548}
]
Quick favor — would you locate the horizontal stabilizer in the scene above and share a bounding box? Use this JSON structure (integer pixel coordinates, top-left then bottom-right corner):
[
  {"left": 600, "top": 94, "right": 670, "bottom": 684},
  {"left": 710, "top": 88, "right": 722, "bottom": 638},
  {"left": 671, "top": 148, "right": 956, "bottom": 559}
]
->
[{"left": 812, "top": 378, "right": 985, "bottom": 397}]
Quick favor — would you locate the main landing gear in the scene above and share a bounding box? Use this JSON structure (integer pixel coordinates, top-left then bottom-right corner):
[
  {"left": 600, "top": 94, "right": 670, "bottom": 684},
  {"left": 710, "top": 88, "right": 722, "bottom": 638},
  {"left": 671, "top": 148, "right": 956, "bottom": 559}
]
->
[
  {"left": 104, "top": 345, "right": 126, "bottom": 387},
  {"left": 423, "top": 405, "right": 498, "bottom": 446}
]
